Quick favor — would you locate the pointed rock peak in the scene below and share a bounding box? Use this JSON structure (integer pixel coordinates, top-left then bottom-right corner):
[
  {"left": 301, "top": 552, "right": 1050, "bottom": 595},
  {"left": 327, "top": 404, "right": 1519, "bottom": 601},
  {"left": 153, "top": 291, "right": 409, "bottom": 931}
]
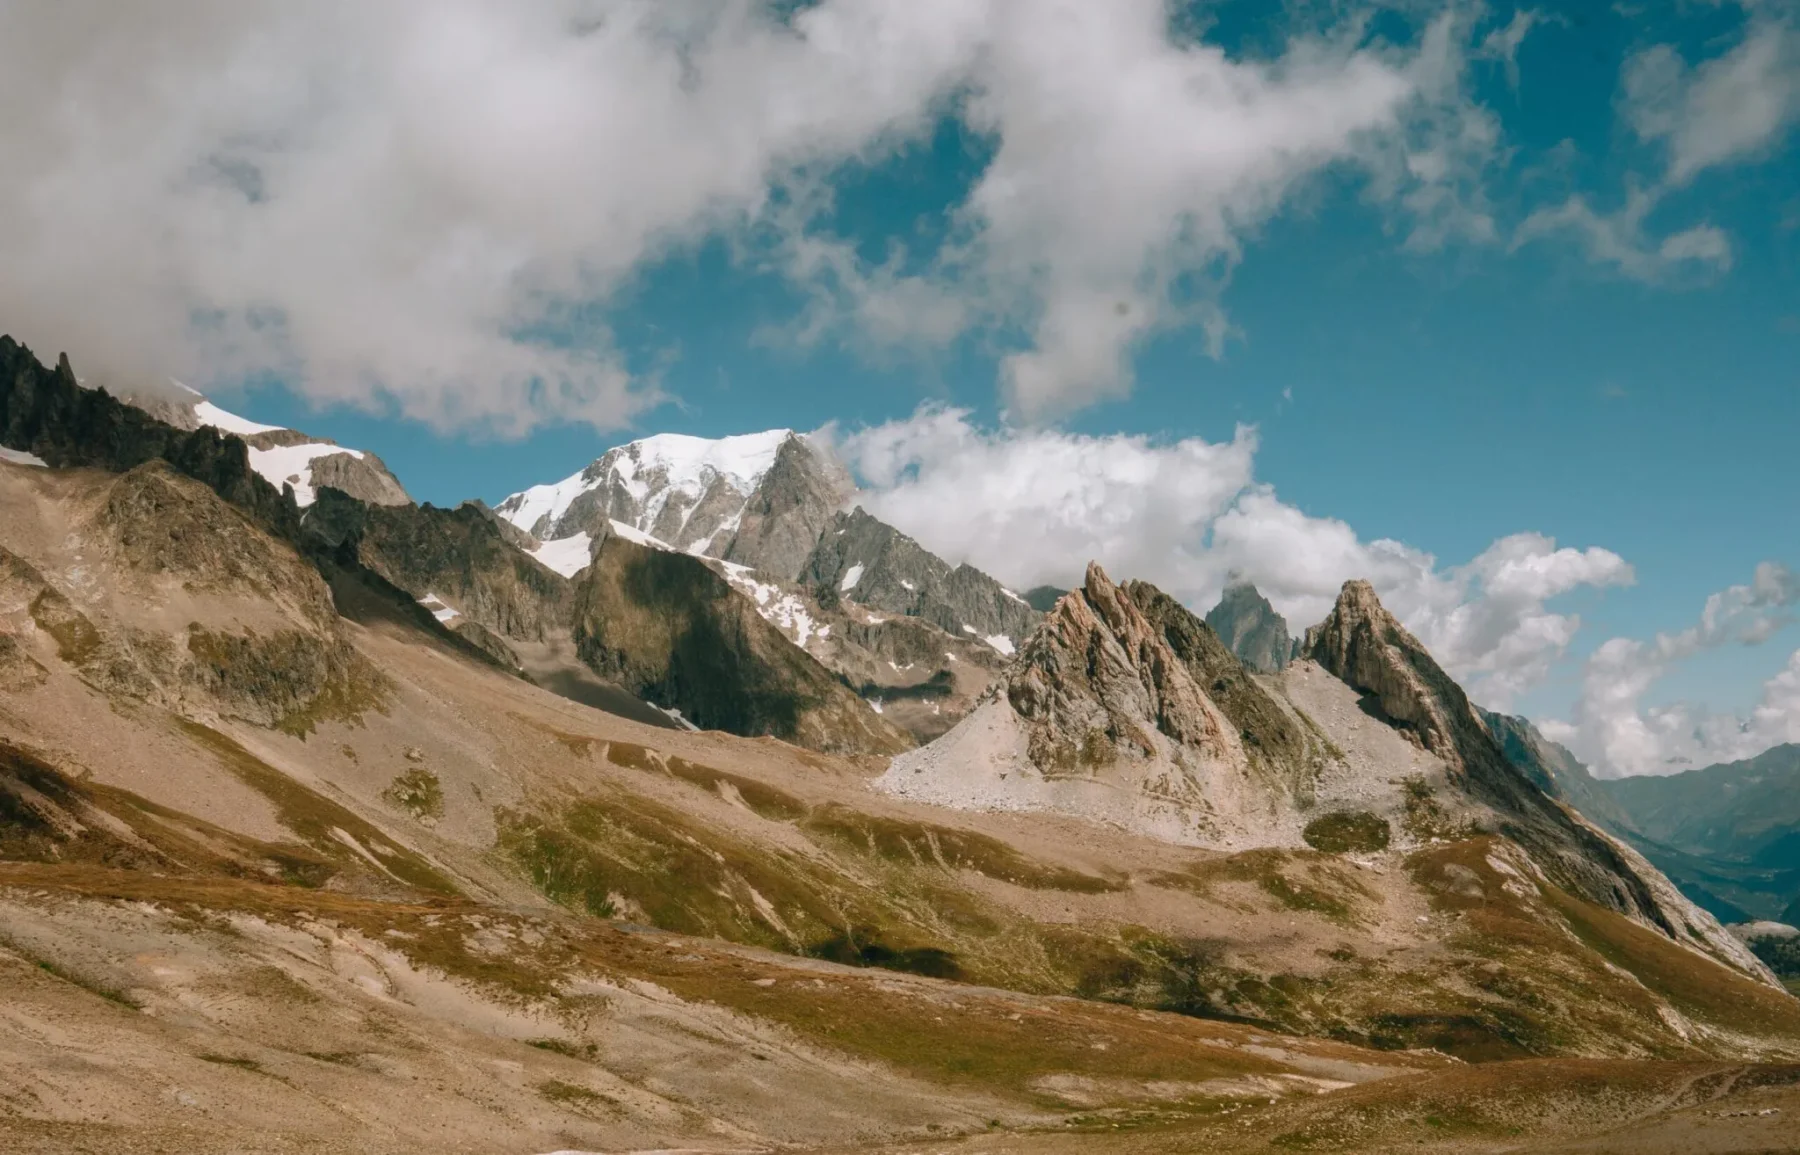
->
[
  {"left": 1071, "top": 560, "right": 1148, "bottom": 639},
  {"left": 1333, "top": 578, "right": 1385, "bottom": 619},
  {"left": 1304, "top": 579, "right": 1431, "bottom": 668},
  {"left": 1206, "top": 577, "right": 1294, "bottom": 675},
  {"left": 1304, "top": 578, "right": 1461, "bottom": 762}
]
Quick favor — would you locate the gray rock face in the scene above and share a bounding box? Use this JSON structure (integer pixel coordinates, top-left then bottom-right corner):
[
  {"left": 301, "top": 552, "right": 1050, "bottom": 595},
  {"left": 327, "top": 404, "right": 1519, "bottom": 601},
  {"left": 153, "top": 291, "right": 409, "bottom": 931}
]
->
[
  {"left": 495, "top": 430, "right": 852, "bottom": 580},
  {"left": 303, "top": 491, "right": 571, "bottom": 645},
  {"left": 802, "top": 508, "right": 1040, "bottom": 650},
  {"left": 1007, "top": 562, "right": 1239, "bottom": 772},
  {"left": 1204, "top": 581, "right": 1293, "bottom": 674},
  {"left": 723, "top": 435, "right": 855, "bottom": 580}
]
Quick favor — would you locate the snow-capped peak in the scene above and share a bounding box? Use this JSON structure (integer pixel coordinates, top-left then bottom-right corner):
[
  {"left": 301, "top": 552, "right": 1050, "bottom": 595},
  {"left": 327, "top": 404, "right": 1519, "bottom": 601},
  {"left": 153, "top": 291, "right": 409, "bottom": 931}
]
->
[
  {"left": 495, "top": 428, "right": 800, "bottom": 549},
  {"left": 155, "top": 386, "right": 406, "bottom": 509}
]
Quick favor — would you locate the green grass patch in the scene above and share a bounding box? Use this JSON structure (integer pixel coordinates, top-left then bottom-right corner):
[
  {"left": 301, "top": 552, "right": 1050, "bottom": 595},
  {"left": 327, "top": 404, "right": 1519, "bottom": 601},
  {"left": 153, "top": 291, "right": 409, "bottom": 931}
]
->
[
  {"left": 383, "top": 767, "right": 444, "bottom": 821},
  {"left": 803, "top": 804, "right": 1123, "bottom": 893},
  {"left": 537, "top": 1079, "right": 614, "bottom": 1112},
  {"left": 665, "top": 756, "right": 808, "bottom": 821},
  {"left": 1302, "top": 811, "right": 1391, "bottom": 855}
]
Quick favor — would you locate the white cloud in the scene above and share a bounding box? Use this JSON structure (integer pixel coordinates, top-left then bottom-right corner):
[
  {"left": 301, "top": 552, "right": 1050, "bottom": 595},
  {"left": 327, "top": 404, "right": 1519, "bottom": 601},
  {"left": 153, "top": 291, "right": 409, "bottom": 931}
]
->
[
  {"left": 832, "top": 407, "right": 1629, "bottom": 707},
  {"left": 1515, "top": 13, "right": 1800, "bottom": 285},
  {"left": 0, "top": 0, "right": 1505, "bottom": 432},
  {"left": 0, "top": 0, "right": 987, "bottom": 434},
  {"left": 1512, "top": 186, "right": 1733, "bottom": 283},
  {"left": 832, "top": 404, "right": 1259, "bottom": 590},
  {"left": 1621, "top": 17, "right": 1800, "bottom": 183},
  {"left": 1545, "top": 562, "right": 1800, "bottom": 776},
  {"left": 1476, "top": 9, "right": 1555, "bottom": 92}
]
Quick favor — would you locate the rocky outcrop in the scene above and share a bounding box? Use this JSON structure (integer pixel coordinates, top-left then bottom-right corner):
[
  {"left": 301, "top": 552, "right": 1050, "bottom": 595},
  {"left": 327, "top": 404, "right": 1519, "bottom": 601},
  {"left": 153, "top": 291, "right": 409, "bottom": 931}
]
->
[
  {"left": 97, "top": 462, "right": 338, "bottom": 627},
  {"left": 303, "top": 490, "right": 571, "bottom": 644},
  {"left": 1305, "top": 579, "right": 1772, "bottom": 982},
  {"left": 883, "top": 563, "right": 1312, "bottom": 847},
  {"left": 571, "top": 533, "right": 913, "bottom": 757},
  {"left": 1, "top": 337, "right": 300, "bottom": 539},
  {"left": 1006, "top": 563, "right": 1238, "bottom": 772},
  {"left": 803, "top": 508, "right": 1039, "bottom": 650},
  {"left": 1125, "top": 581, "right": 1322, "bottom": 795},
  {"left": 1204, "top": 580, "right": 1294, "bottom": 674}
]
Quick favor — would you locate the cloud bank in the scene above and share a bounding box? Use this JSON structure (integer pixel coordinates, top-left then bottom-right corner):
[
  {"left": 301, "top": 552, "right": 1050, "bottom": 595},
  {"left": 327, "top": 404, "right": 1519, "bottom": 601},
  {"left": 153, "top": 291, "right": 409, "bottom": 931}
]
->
[
  {"left": 0, "top": 0, "right": 1501, "bottom": 433},
  {"left": 1544, "top": 563, "right": 1800, "bottom": 777},
  {"left": 832, "top": 406, "right": 1631, "bottom": 709}
]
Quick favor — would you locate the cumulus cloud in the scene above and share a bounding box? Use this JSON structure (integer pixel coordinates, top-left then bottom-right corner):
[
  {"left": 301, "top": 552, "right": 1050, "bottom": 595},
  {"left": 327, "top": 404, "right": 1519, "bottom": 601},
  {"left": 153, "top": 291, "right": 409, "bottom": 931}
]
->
[
  {"left": 0, "top": 1, "right": 986, "bottom": 433},
  {"left": 1476, "top": 8, "right": 1555, "bottom": 91},
  {"left": 831, "top": 406, "right": 1629, "bottom": 707},
  {"left": 1544, "top": 562, "right": 1800, "bottom": 776},
  {"left": 1, "top": 0, "right": 1503, "bottom": 433}
]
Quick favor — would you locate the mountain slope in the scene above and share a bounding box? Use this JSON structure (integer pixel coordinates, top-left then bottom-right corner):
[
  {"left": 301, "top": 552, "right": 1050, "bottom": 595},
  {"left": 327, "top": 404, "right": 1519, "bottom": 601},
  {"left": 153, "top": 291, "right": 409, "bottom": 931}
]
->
[
  {"left": 13, "top": 334, "right": 1800, "bottom": 1152},
  {"left": 1303, "top": 579, "right": 1763, "bottom": 976},
  {"left": 571, "top": 530, "right": 913, "bottom": 755},
  {"left": 1482, "top": 714, "right": 1800, "bottom": 924}
]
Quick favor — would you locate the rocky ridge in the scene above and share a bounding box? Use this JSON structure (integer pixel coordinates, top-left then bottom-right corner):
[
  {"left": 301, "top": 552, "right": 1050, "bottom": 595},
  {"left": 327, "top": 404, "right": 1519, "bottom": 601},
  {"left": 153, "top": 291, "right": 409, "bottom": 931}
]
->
[
  {"left": 882, "top": 563, "right": 1322, "bottom": 848},
  {"left": 803, "top": 507, "right": 1040, "bottom": 653},
  {"left": 116, "top": 381, "right": 411, "bottom": 508},
  {"left": 1303, "top": 579, "right": 1769, "bottom": 980}
]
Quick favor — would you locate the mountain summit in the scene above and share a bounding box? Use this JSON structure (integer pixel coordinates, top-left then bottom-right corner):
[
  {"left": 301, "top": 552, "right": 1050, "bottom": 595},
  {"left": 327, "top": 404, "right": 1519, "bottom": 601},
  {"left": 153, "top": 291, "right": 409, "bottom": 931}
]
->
[{"left": 495, "top": 429, "right": 852, "bottom": 581}]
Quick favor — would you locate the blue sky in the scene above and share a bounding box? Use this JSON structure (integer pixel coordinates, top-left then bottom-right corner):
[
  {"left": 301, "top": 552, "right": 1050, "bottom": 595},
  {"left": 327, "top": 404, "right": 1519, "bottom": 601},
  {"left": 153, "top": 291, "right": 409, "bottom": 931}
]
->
[{"left": 5, "top": 0, "right": 1798, "bottom": 774}]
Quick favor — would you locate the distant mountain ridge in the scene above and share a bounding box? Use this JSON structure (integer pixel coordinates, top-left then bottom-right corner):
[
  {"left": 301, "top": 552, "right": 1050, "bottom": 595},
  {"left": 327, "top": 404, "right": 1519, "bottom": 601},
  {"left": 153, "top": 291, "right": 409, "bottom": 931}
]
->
[{"left": 1483, "top": 713, "right": 1800, "bottom": 926}]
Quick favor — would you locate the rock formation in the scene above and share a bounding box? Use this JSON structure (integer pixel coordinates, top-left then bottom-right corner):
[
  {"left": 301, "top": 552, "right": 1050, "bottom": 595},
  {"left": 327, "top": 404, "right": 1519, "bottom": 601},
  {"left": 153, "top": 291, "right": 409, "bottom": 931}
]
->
[
  {"left": 883, "top": 563, "right": 1312, "bottom": 847},
  {"left": 303, "top": 490, "right": 572, "bottom": 646},
  {"left": 1204, "top": 579, "right": 1294, "bottom": 674}
]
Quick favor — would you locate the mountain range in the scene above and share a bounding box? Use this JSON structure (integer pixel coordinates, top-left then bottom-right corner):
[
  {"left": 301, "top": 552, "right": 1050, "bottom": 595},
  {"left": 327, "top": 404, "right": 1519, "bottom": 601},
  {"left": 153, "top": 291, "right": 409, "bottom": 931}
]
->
[{"left": 7, "top": 332, "right": 1800, "bottom": 1153}]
